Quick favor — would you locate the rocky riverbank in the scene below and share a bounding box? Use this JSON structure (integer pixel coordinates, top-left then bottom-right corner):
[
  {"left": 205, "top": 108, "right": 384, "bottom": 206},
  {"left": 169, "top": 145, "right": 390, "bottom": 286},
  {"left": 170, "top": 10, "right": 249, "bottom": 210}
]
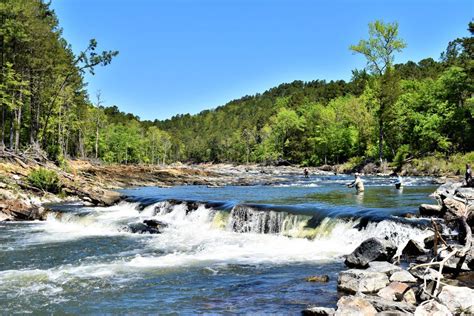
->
[
  {"left": 303, "top": 182, "right": 474, "bottom": 316},
  {"left": 0, "top": 154, "right": 327, "bottom": 221}
]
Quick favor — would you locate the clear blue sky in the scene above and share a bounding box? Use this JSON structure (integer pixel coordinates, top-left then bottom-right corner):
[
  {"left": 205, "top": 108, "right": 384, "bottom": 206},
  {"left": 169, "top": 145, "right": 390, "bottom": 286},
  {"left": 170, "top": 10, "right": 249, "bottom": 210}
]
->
[{"left": 51, "top": 0, "right": 473, "bottom": 121}]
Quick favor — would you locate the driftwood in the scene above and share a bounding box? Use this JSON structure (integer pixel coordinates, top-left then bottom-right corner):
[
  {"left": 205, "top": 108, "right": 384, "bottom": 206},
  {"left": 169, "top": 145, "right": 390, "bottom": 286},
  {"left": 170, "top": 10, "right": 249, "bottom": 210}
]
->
[{"left": 410, "top": 190, "right": 473, "bottom": 298}]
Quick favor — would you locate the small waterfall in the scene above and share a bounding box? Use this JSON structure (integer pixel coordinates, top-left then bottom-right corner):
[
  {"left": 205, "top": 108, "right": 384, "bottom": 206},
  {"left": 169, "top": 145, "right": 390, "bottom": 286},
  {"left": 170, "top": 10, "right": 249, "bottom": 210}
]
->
[{"left": 228, "top": 205, "right": 312, "bottom": 236}]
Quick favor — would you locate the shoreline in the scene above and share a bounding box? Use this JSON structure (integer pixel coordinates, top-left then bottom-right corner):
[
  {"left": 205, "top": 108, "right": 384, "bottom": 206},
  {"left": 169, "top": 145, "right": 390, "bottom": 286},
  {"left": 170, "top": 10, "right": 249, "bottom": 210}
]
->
[{"left": 0, "top": 157, "right": 462, "bottom": 221}]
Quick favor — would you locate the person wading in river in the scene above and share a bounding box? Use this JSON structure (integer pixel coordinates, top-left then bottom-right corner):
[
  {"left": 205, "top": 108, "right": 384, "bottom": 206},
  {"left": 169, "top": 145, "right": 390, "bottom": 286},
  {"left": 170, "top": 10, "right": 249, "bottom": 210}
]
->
[
  {"left": 394, "top": 173, "right": 403, "bottom": 189},
  {"left": 347, "top": 174, "right": 364, "bottom": 193},
  {"left": 466, "top": 164, "right": 473, "bottom": 187}
]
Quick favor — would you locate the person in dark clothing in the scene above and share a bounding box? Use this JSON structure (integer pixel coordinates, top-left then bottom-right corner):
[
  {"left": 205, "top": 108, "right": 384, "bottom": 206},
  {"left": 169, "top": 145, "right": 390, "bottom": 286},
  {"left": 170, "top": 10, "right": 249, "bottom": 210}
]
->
[
  {"left": 303, "top": 168, "right": 309, "bottom": 178},
  {"left": 466, "top": 164, "right": 473, "bottom": 187}
]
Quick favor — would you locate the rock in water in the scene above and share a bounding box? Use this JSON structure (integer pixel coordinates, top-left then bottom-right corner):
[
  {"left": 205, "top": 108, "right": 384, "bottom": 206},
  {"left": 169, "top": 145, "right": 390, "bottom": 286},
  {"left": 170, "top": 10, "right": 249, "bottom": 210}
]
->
[
  {"left": 344, "top": 238, "right": 397, "bottom": 268},
  {"left": 302, "top": 306, "right": 336, "bottom": 316},
  {"left": 414, "top": 300, "right": 452, "bottom": 316},
  {"left": 335, "top": 296, "right": 377, "bottom": 316},
  {"left": 305, "top": 275, "right": 330, "bottom": 283},
  {"left": 0, "top": 199, "right": 48, "bottom": 221},
  {"left": 419, "top": 204, "right": 442, "bottom": 216},
  {"left": 127, "top": 219, "right": 168, "bottom": 234},
  {"left": 338, "top": 269, "right": 389, "bottom": 294},
  {"left": 437, "top": 285, "right": 474, "bottom": 314},
  {"left": 401, "top": 240, "right": 425, "bottom": 257}
]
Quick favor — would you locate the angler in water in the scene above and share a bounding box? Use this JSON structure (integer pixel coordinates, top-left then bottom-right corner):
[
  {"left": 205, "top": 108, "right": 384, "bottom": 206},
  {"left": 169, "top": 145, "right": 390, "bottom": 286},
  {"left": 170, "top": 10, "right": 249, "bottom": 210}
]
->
[
  {"left": 347, "top": 174, "right": 364, "bottom": 193},
  {"left": 303, "top": 168, "right": 309, "bottom": 178},
  {"left": 394, "top": 173, "right": 403, "bottom": 189}
]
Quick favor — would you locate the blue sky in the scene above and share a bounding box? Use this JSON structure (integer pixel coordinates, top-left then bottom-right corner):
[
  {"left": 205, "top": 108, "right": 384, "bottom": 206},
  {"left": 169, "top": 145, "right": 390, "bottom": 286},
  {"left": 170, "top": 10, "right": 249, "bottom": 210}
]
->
[{"left": 51, "top": 0, "right": 473, "bottom": 120}]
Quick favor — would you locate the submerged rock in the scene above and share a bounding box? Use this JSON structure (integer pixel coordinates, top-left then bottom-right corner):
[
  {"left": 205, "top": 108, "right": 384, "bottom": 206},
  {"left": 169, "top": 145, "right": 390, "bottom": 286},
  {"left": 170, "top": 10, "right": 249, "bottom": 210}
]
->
[
  {"left": 338, "top": 269, "right": 389, "bottom": 294},
  {"left": 305, "top": 275, "right": 330, "bottom": 283},
  {"left": 437, "top": 285, "right": 474, "bottom": 314},
  {"left": 414, "top": 300, "right": 452, "bottom": 316},
  {"left": 335, "top": 295, "right": 377, "bottom": 316},
  {"left": 344, "top": 238, "right": 397, "bottom": 268},
  {"left": 302, "top": 306, "right": 336, "bottom": 316}
]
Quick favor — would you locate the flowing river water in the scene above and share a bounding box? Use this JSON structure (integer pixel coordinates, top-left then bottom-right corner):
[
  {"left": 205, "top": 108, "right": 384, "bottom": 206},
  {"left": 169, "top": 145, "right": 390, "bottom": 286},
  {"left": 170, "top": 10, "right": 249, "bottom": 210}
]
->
[{"left": 0, "top": 175, "right": 439, "bottom": 314}]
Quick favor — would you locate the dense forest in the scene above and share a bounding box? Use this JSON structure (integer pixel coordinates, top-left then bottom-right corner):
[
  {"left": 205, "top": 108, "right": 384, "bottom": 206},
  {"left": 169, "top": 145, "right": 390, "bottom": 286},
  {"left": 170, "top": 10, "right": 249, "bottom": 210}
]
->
[{"left": 1, "top": 0, "right": 473, "bottom": 167}]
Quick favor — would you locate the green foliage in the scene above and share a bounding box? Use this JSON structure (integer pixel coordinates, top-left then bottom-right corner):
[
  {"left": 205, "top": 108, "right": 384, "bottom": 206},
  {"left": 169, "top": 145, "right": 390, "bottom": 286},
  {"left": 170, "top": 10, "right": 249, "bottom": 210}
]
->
[
  {"left": 27, "top": 168, "right": 62, "bottom": 193},
  {"left": 350, "top": 20, "right": 407, "bottom": 75},
  {"left": 393, "top": 144, "right": 410, "bottom": 170}
]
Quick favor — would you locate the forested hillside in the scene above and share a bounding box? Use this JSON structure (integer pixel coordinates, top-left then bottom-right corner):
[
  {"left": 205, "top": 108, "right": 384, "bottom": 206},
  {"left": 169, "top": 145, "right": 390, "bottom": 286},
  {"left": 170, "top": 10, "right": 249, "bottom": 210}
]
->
[{"left": 1, "top": 0, "right": 473, "bottom": 167}]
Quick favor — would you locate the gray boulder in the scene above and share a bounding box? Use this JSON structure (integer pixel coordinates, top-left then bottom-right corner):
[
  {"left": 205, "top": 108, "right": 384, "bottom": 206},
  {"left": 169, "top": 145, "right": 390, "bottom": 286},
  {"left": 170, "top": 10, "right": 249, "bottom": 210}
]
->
[
  {"left": 367, "top": 261, "right": 402, "bottom": 276},
  {"left": 335, "top": 295, "right": 377, "bottom": 316},
  {"left": 414, "top": 300, "right": 452, "bottom": 316},
  {"left": 390, "top": 270, "right": 417, "bottom": 283},
  {"left": 345, "top": 238, "right": 397, "bottom": 268},
  {"left": 365, "top": 296, "right": 416, "bottom": 313},
  {"left": 437, "top": 285, "right": 474, "bottom": 314},
  {"left": 338, "top": 269, "right": 389, "bottom": 294}
]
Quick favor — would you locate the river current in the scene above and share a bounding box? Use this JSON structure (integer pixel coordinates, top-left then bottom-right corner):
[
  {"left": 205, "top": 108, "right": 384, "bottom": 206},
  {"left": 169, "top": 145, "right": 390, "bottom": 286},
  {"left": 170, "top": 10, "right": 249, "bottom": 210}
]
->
[{"left": 0, "top": 174, "right": 438, "bottom": 314}]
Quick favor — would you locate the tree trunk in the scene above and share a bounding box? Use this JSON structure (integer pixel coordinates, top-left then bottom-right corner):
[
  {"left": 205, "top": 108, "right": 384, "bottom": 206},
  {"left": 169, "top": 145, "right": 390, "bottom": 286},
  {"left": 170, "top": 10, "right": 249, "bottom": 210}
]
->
[
  {"left": 14, "top": 101, "right": 22, "bottom": 152},
  {"left": 378, "top": 119, "right": 384, "bottom": 165},
  {"left": 95, "top": 124, "right": 99, "bottom": 159},
  {"left": 1, "top": 106, "right": 5, "bottom": 150}
]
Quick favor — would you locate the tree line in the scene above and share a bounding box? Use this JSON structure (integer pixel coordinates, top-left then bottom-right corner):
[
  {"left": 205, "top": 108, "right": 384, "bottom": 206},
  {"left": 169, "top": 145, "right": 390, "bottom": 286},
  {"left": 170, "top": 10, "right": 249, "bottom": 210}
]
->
[{"left": 1, "top": 0, "right": 473, "bottom": 167}]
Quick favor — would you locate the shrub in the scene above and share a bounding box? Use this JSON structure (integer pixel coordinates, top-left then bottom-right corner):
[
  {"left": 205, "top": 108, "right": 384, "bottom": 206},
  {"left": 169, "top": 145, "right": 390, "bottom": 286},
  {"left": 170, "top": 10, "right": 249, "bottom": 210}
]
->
[{"left": 27, "top": 168, "right": 62, "bottom": 193}]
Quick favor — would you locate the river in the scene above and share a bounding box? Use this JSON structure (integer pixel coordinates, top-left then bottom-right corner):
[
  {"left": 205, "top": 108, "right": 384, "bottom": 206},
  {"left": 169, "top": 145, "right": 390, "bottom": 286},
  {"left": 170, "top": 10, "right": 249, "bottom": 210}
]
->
[{"left": 0, "top": 174, "right": 438, "bottom": 314}]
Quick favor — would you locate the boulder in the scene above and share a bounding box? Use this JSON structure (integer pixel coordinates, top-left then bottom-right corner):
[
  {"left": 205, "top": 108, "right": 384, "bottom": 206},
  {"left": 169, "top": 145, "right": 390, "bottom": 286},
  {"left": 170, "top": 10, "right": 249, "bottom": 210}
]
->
[
  {"left": 424, "top": 234, "right": 450, "bottom": 249},
  {"left": 335, "top": 296, "right": 377, "bottom": 316},
  {"left": 305, "top": 275, "right": 330, "bottom": 283},
  {"left": 367, "top": 261, "right": 402, "bottom": 276},
  {"left": 127, "top": 220, "right": 167, "bottom": 234},
  {"left": 390, "top": 270, "right": 417, "bottom": 283},
  {"left": 377, "top": 282, "right": 409, "bottom": 301},
  {"left": 414, "top": 300, "right": 452, "bottom": 316},
  {"left": 410, "top": 268, "right": 442, "bottom": 282},
  {"left": 365, "top": 296, "right": 416, "bottom": 313},
  {"left": 419, "top": 204, "right": 443, "bottom": 217},
  {"left": 438, "top": 249, "right": 470, "bottom": 272},
  {"left": 375, "top": 311, "right": 412, "bottom": 316},
  {"left": 455, "top": 187, "right": 474, "bottom": 201},
  {"left": 338, "top": 269, "right": 389, "bottom": 294},
  {"left": 345, "top": 238, "right": 397, "bottom": 268},
  {"left": 437, "top": 285, "right": 474, "bottom": 314},
  {"left": 302, "top": 306, "right": 336, "bottom": 316},
  {"left": 0, "top": 199, "right": 48, "bottom": 221},
  {"left": 401, "top": 240, "right": 425, "bottom": 257}
]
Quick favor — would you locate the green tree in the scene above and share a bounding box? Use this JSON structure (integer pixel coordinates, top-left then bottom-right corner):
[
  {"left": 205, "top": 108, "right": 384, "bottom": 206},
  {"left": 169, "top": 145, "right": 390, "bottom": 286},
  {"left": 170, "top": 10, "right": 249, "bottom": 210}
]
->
[{"left": 350, "top": 20, "right": 406, "bottom": 164}]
